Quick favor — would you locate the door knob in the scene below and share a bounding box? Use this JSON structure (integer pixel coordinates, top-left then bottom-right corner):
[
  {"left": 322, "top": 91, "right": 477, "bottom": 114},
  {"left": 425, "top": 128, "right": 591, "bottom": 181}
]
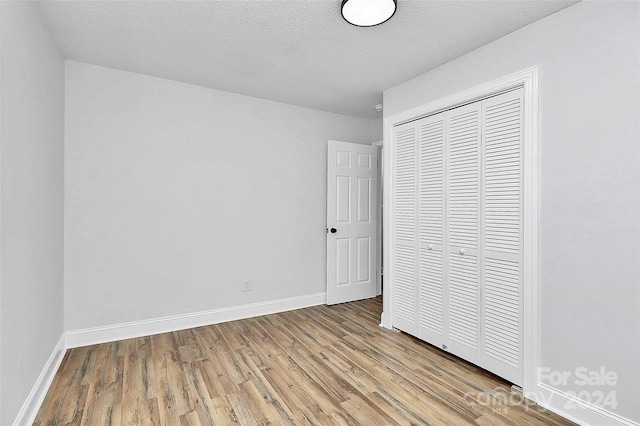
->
[
  {"left": 428, "top": 244, "right": 433, "bottom": 250},
  {"left": 330, "top": 228, "right": 337, "bottom": 233},
  {"left": 459, "top": 248, "right": 465, "bottom": 255}
]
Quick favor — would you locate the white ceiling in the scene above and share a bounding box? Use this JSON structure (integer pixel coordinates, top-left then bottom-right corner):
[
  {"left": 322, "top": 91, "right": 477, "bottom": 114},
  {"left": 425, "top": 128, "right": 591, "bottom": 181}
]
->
[{"left": 36, "top": 0, "right": 578, "bottom": 119}]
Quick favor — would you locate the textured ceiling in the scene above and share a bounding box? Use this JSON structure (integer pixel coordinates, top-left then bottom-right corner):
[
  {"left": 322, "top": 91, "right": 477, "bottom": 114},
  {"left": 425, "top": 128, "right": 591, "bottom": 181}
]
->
[{"left": 36, "top": 0, "right": 578, "bottom": 118}]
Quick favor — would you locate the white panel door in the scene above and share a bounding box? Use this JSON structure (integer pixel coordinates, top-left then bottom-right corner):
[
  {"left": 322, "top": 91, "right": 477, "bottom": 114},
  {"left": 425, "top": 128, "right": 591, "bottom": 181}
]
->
[
  {"left": 481, "top": 89, "right": 524, "bottom": 385},
  {"left": 327, "top": 140, "right": 378, "bottom": 305}
]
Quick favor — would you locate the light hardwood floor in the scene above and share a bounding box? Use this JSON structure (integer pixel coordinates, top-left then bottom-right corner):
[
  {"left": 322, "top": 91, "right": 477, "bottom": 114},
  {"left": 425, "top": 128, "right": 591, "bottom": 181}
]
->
[{"left": 35, "top": 297, "right": 574, "bottom": 425}]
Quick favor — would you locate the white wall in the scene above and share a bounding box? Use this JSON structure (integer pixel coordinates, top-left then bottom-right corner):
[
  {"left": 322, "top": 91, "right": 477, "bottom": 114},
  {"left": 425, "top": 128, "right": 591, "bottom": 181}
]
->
[
  {"left": 64, "top": 61, "right": 373, "bottom": 331},
  {"left": 384, "top": 1, "right": 639, "bottom": 423},
  {"left": 0, "top": 2, "right": 65, "bottom": 424},
  {"left": 370, "top": 116, "right": 383, "bottom": 142}
]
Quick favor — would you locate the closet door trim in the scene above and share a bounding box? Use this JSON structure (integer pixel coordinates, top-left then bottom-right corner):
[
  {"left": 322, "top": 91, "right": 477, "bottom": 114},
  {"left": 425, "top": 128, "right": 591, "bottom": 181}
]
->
[{"left": 382, "top": 67, "right": 539, "bottom": 394}]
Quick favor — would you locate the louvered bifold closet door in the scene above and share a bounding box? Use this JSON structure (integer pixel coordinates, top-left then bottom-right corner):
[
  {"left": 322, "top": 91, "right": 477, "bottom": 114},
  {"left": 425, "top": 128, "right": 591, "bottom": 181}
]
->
[
  {"left": 392, "top": 121, "right": 419, "bottom": 336},
  {"left": 481, "top": 88, "right": 524, "bottom": 385},
  {"left": 418, "top": 112, "right": 447, "bottom": 347},
  {"left": 446, "top": 102, "right": 482, "bottom": 364}
]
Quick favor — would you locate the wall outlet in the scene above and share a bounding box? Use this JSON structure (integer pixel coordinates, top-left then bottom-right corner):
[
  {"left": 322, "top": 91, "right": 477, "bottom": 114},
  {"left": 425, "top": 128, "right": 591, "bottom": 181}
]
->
[{"left": 242, "top": 279, "right": 251, "bottom": 292}]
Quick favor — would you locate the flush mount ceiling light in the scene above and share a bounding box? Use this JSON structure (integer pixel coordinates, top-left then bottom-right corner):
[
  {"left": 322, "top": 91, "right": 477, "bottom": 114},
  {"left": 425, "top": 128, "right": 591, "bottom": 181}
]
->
[{"left": 341, "top": 0, "right": 397, "bottom": 27}]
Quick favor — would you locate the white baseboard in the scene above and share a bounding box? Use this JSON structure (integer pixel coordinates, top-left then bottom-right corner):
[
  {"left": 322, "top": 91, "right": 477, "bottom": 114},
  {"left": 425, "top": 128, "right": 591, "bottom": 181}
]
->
[
  {"left": 65, "top": 292, "right": 327, "bottom": 348},
  {"left": 12, "top": 334, "right": 66, "bottom": 426},
  {"left": 530, "top": 383, "right": 638, "bottom": 426}
]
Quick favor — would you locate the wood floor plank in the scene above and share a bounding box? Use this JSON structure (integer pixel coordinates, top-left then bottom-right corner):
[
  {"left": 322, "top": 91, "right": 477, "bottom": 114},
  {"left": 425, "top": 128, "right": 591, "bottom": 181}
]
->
[
  {"left": 270, "top": 352, "right": 350, "bottom": 422},
  {"left": 80, "top": 343, "right": 120, "bottom": 426},
  {"left": 340, "top": 336, "right": 483, "bottom": 422},
  {"left": 260, "top": 363, "right": 319, "bottom": 424},
  {"left": 39, "top": 346, "right": 95, "bottom": 425},
  {"left": 151, "top": 346, "right": 184, "bottom": 426},
  {"left": 35, "top": 297, "right": 576, "bottom": 426},
  {"left": 178, "top": 410, "right": 200, "bottom": 426},
  {"left": 196, "top": 358, "right": 236, "bottom": 399},
  {"left": 340, "top": 394, "right": 399, "bottom": 425},
  {"left": 182, "top": 362, "right": 217, "bottom": 426},
  {"left": 164, "top": 350, "right": 195, "bottom": 417},
  {"left": 121, "top": 337, "right": 159, "bottom": 426},
  {"left": 215, "top": 349, "right": 248, "bottom": 386},
  {"left": 281, "top": 344, "right": 361, "bottom": 405},
  {"left": 234, "top": 348, "right": 297, "bottom": 424},
  {"left": 333, "top": 338, "right": 478, "bottom": 425}
]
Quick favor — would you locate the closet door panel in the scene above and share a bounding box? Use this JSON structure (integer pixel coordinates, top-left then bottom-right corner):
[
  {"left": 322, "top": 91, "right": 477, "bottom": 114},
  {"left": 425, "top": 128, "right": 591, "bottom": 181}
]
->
[
  {"left": 446, "top": 103, "right": 481, "bottom": 363},
  {"left": 418, "top": 113, "right": 447, "bottom": 345},
  {"left": 392, "top": 122, "right": 419, "bottom": 336},
  {"left": 482, "top": 89, "right": 524, "bottom": 385}
]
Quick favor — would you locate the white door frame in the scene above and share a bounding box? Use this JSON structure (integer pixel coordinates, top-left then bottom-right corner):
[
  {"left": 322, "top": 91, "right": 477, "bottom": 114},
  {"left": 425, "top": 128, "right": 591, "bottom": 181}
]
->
[
  {"left": 372, "top": 140, "right": 383, "bottom": 297},
  {"left": 382, "top": 67, "right": 539, "bottom": 395}
]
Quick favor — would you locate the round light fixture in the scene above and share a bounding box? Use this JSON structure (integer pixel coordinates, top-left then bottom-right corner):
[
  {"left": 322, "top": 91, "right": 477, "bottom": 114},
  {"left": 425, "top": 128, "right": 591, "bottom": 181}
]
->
[{"left": 341, "top": 0, "right": 397, "bottom": 27}]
